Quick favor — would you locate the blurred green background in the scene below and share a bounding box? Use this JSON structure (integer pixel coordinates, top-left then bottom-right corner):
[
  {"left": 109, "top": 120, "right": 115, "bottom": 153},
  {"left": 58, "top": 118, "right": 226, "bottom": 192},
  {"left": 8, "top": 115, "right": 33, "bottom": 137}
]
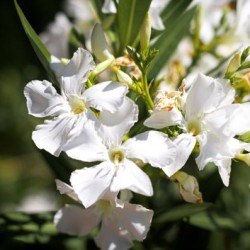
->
[
  {"left": 0, "top": 0, "right": 65, "bottom": 212},
  {"left": 0, "top": 0, "right": 250, "bottom": 249}
]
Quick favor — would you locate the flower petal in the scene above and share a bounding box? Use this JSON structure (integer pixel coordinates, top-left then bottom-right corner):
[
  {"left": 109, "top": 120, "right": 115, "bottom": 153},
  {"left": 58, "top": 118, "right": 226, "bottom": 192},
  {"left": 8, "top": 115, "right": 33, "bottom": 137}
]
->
[
  {"left": 32, "top": 115, "right": 80, "bottom": 156},
  {"left": 55, "top": 179, "right": 79, "bottom": 202},
  {"left": 70, "top": 162, "right": 115, "bottom": 208},
  {"left": 61, "top": 75, "right": 85, "bottom": 97},
  {"left": 229, "top": 102, "right": 250, "bottom": 135},
  {"left": 163, "top": 133, "right": 196, "bottom": 177},
  {"left": 213, "top": 159, "right": 232, "bottom": 186},
  {"left": 185, "top": 74, "right": 235, "bottom": 118},
  {"left": 111, "top": 159, "right": 153, "bottom": 196},
  {"left": 84, "top": 81, "right": 128, "bottom": 113},
  {"left": 50, "top": 48, "right": 95, "bottom": 81},
  {"left": 54, "top": 205, "right": 100, "bottom": 236},
  {"left": 24, "top": 80, "right": 68, "bottom": 117},
  {"left": 204, "top": 104, "right": 240, "bottom": 138},
  {"left": 196, "top": 133, "right": 244, "bottom": 170},
  {"left": 124, "top": 131, "right": 176, "bottom": 168},
  {"left": 102, "top": 0, "right": 117, "bottom": 13},
  {"left": 99, "top": 97, "right": 138, "bottom": 145},
  {"left": 95, "top": 217, "right": 133, "bottom": 250},
  {"left": 144, "top": 108, "right": 183, "bottom": 129},
  {"left": 63, "top": 118, "right": 107, "bottom": 162},
  {"left": 115, "top": 202, "right": 154, "bottom": 241}
]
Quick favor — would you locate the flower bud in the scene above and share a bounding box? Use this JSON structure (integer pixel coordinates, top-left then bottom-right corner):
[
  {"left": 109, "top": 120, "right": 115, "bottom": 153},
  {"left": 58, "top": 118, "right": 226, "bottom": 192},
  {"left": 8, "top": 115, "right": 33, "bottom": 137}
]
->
[
  {"left": 140, "top": 12, "right": 151, "bottom": 56},
  {"left": 226, "top": 52, "right": 241, "bottom": 77},
  {"left": 89, "top": 58, "right": 115, "bottom": 80},
  {"left": 116, "top": 69, "right": 134, "bottom": 86},
  {"left": 170, "top": 171, "right": 203, "bottom": 204},
  {"left": 91, "top": 23, "right": 114, "bottom": 62},
  {"left": 236, "top": 153, "right": 250, "bottom": 166}
]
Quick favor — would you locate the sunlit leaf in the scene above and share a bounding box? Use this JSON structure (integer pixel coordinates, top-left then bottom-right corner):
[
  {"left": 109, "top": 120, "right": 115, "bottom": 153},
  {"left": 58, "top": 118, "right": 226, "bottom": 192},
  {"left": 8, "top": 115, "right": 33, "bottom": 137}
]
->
[{"left": 117, "top": 0, "right": 151, "bottom": 53}]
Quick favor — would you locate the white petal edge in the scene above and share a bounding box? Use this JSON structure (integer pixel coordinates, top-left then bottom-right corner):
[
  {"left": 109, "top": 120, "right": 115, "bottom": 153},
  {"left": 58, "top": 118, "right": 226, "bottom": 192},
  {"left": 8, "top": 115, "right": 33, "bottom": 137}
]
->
[
  {"left": 116, "top": 202, "right": 154, "bottom": 241},
  {"left": 70, "top": 162, "right": 115, "bottom": 208},
  {"left": 64, "top": 118, "right": 107, "bottom": 162},
  {"left": 24, "top": 80, "right": 68, "bottom": 117},
  {"left": 124, "top": 131, "right": 177, "bottom": 168},
  {"left": 99, "top": 97, "right": 138, "bottom": 145},
  {"left": 185, "top": 74, "right": 235, "bottom": 118},
  {"left": 163, "top": 133, "right": 196, "bottom": 177},
  {"left": 32, "top": 115, "right": 80, "bottom": 156},
  {"left": 111, "top": 159, "right": 153, "bottom": 197},
  {"left": 144, "top": 108, "right": 183, "bottom": 129},
  {"left": 84, "top": 81, "right": 128, "bottom": 113},
  {"left": 54, "top": 205, "right": 100, "bottom": 236},
  {"left": 95, "top": 217, "right": 133, "bottom": 250}
]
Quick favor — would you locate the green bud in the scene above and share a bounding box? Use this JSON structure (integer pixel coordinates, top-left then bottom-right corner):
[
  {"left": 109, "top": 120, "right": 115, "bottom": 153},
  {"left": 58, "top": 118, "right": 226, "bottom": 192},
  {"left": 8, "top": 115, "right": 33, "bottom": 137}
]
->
[
  {"left": 89, "top": 58, "right": 115, "bottom": 80},
  {"left": 226, "top": 52, "right": 241, "bottom": 77},
  {"left": 140, "top": 12, "right": 151, "bottom": 56},
  {"left": 115, "top": 69, "right": 133, "bottom": 86}
]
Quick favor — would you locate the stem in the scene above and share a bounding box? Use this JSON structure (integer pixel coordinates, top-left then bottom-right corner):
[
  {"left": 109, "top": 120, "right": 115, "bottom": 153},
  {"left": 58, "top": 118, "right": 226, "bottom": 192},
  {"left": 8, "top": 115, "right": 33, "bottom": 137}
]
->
[{"left": 142, "top": 72, "right": 154, "bottom": 110}]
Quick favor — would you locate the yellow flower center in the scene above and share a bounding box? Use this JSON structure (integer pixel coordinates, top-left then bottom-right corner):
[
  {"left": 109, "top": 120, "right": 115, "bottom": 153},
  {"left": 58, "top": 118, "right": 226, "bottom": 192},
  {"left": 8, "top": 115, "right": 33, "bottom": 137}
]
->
[
  {"left": 109, "top": 149, "right": 125, "bottom": 167},
  {"left": 187, "top": 119, "right": 201, "bottom": 136},
  {"left": 97, "top": 200, "right": 112, "bottom": 216},
  {"left": 69, "top": 97, "right": 86, "bottom": 115}
]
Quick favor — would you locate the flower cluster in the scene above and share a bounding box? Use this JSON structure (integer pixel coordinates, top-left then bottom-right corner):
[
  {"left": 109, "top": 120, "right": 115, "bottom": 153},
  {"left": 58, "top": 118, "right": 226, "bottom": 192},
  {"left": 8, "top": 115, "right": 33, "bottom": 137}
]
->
[{"left": 21, "top": 0, "right": 250, "bottom": 249}]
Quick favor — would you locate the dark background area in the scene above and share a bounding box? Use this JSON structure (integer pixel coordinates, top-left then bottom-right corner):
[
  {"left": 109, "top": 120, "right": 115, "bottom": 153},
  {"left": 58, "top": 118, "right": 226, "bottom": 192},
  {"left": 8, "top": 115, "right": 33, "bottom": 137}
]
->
[{"left": 0, "top": 0, "right": 66, "bottom": 211}]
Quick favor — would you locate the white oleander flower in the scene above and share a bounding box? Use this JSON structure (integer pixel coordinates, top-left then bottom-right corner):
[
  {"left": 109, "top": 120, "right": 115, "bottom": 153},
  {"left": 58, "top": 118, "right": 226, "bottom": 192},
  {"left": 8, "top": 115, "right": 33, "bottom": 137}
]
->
[
  {"left": 24, "top": 48, "right": 128, "bottom": 156},
  {"left": 145, "top": 73, "right": 250, "bottom": 186},
  {"left": 102, "top": 0, "right": 169, "bottom": 30},
  {"left": 40, "top": 13, "right": 72, "bottom": 58},
  {"left": 62, "top": 97, "right": 177, "bottom": 207},
  {"left": 50, "top": 47, "right": 95, "bottom": 81},
  {"left": 54, "top": 180, "right": 153, "bottom": 250}
]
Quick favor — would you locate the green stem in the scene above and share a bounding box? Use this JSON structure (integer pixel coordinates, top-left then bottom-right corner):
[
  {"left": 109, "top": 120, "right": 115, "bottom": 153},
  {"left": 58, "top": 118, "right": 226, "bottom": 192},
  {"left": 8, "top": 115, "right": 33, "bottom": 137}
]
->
[{"left": 142, "top": 72, "right": 154, "bottom": 110}]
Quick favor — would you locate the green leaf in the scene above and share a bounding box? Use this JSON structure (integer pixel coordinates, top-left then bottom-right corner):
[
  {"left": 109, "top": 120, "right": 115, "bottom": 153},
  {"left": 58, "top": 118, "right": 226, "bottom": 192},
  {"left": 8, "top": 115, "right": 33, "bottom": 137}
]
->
[
  {"left": 117, "top": 0, "right": 151, "bottom": 53},
  {"left": 238, "top": 131, "right": 250, "bottom": 143},
  {"left": 188, "top": 211, "right": 240, "bottom": 231},
  {"left": 148, "top": 6, "right": 196, "bottom": 80},
  {"left": 14, "top": 0, "right": 58, "bottom": 84},
  {"left": 154, "top": 202, "right": 213, "bottom": 224},
  {"left": 90, "top": 0, "right": 108, "bottom": 21},
  {"left": 161, "top": 0, "right": 193, "bottom": 29}
]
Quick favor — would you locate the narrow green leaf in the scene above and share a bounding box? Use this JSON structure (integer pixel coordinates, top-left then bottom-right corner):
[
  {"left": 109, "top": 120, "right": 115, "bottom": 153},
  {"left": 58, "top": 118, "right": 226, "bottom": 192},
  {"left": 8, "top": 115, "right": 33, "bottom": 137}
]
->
[
  {"left": 148, "top": 7, "right": 196, "bottom": 80},
  {"left": 14, "top": 0, "right": 58, "bottom": 84},
  {"left": 188, "top": 211, "right": 240, "bottom": 231},
  {"left": 161, "top": 0, "right": 193, "bottom": 30},
  {"left": 154, "top": 202, "right": 213, "bottom": 224},
  {"left": 90, "top": 0, "right": 107, "bottom": 21},
  {"left": 238, "top": 131, "right": 250, "bottom": 143},
  {"left": 118, "top": 0, "right": 151, "bottom": 53}
]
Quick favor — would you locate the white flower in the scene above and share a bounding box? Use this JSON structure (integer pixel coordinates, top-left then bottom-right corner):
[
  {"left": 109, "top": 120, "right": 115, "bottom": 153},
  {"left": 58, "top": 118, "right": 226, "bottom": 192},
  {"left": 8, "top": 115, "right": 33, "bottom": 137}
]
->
[
  {"left": 102, "top": 0, "right": 169, "bottom": 30},
  {"left": 40, "top": 13, "right": 72, "bottom": 58},
  {"left": 62, "top": 97, "right": 177, "bottom": 207},
  {"left": 54, "top": 180, "right": 153, "bottom": 250},
  {"left": 145, "top": 73, "right": 250, "bottom": 185},
  {"left": 24, "top": 49, "right": 128, "bottom": 156},
  {"left": 64, "top": 0, "right": 94, "bottom": 22},
  {"left": 50, "top": 47, "right": 95, "bottom": 81}
]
